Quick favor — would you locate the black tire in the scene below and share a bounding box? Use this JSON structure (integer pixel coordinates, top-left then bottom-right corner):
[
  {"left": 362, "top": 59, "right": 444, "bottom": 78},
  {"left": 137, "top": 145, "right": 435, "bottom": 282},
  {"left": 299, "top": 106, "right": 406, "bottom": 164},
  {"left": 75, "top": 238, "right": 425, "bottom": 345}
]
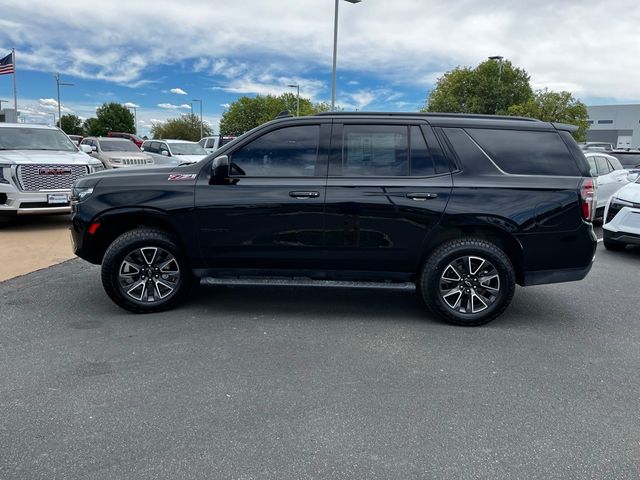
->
[
  {"left": 101, "top": 228, "right": 192, "bottom": 313},
  {"left": 603, "top": 232, "right": 626, "bottom": 251},
  {"left": 420, "top": 238, "right": 516, "bottom": 326}
]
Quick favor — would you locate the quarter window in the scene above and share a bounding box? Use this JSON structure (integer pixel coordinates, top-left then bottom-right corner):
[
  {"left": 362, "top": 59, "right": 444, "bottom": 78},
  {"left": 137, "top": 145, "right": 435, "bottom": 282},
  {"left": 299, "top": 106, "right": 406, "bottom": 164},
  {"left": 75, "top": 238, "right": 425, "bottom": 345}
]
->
[
  {"left": 230, "top": 125, "right": 320, "bottom": 176},
  {"left": 466, "top": 128, "right": 581, "bottom": 176},
  {"left": 410, "top": 126, "right": 435, "bottom": 176}
]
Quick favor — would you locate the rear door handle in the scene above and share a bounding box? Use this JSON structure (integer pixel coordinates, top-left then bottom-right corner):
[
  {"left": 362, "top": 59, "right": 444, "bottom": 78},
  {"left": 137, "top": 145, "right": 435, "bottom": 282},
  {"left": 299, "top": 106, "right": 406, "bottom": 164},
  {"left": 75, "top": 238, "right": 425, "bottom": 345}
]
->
[
  {"left": 407, "top": 192, "right": 438, "bottom": 201},
  {"left": 289, "top": 191, "right": 320, "bottom": 199}
]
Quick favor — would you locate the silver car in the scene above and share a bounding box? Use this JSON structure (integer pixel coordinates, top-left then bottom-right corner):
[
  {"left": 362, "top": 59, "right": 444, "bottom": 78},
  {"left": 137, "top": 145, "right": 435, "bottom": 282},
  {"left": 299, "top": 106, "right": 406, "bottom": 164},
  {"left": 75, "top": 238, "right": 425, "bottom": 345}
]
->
[
  {"left": 0, "top": 124, "right": 103, "bottom": 217},
  {"left": 81, "top": 137, "right": 153, "bottom": 169},
  {"left": 141, "top": 139, "right": 208, "bottom": 165}
]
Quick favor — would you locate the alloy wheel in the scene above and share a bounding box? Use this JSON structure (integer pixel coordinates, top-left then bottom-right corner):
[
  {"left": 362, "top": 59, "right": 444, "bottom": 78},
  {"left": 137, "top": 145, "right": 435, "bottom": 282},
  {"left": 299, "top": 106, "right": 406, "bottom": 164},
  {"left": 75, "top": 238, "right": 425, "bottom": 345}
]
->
[
  {"left": 439, "top": 255, "right": 500, "bottom": 314},
  {"left": 118, "top": 247, "right": 181, "bottom": 303}
]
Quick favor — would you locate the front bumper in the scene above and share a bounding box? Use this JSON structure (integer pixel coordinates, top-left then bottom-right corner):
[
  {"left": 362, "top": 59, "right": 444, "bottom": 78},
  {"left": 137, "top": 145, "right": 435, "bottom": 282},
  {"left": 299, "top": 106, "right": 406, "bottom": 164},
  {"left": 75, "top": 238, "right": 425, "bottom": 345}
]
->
[
  {"left": 603, "top": 202, "right": 640, "bottom": 239},
  {"left": 0, "top": 187, "right": 72, "bottom": 216}
]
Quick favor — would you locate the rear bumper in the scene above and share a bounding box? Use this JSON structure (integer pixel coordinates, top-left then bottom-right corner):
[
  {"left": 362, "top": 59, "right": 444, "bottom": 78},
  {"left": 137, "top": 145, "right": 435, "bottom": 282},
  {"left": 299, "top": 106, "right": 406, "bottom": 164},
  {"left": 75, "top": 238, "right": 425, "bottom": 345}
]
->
[{"left": 522, "top": 263, "right": 593, "bottom": 286}]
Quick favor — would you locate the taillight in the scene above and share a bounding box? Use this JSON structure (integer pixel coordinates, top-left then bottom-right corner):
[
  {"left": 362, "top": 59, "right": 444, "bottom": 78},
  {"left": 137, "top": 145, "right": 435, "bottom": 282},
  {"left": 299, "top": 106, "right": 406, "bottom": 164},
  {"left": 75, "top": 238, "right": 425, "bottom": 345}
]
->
[{"left": 579, "top": 178, "right": 596, "bottom": 222}]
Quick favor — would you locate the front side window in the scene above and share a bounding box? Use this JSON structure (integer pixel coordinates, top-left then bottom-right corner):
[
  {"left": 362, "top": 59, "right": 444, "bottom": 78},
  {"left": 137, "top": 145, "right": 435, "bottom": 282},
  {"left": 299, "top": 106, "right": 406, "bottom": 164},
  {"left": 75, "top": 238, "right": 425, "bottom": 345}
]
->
[
  {"left": 342, "top": 125, "right": 408, "bottom": 176},
  {"left": 230, "top": 125, "right": 320, "bottom": 176}
]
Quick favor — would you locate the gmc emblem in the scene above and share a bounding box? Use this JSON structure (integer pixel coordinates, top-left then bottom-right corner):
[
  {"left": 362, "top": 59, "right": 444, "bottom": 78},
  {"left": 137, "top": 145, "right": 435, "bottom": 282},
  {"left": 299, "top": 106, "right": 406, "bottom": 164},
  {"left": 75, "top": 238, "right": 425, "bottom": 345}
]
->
[{"left": 39, "top": 167, "right": 72, "bottom": 175}]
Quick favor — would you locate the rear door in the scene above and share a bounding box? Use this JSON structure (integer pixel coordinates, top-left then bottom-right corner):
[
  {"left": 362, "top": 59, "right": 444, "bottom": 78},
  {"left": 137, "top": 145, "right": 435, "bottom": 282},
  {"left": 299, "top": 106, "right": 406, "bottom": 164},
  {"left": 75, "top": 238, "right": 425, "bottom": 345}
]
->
[
  {"left": 323, "top": 120, "right": 452, "bottom": 274},
  {"left": 195, "top": 120, "right": 331, "bottom": 271}
]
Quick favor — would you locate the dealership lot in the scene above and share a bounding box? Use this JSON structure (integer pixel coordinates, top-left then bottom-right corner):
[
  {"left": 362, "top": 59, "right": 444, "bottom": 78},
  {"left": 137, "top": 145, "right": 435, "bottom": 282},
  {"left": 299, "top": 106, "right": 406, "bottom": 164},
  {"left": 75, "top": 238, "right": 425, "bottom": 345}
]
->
[{"left": 1, "top": 227, "right": 639, "bottom": 479}]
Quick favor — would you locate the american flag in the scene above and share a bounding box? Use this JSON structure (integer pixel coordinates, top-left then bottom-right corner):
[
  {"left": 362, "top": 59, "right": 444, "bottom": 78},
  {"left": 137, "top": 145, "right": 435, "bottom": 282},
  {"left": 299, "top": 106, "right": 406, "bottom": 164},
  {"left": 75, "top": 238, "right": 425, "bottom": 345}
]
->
[{"left": 0, "top": 52, "right": 14, "bottom": 75}]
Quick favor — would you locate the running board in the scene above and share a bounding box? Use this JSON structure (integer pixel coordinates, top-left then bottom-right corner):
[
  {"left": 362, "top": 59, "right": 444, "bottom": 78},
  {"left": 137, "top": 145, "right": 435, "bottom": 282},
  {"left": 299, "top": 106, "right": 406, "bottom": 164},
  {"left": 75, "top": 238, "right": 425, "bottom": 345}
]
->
[{"left": 200, "top": 277, "right": 416, "bottom": 291}]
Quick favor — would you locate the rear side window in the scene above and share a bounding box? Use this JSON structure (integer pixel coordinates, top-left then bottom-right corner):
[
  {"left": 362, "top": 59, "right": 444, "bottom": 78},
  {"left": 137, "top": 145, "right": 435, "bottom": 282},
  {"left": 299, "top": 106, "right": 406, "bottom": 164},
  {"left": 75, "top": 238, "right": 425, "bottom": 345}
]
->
[
  {"left": 595, "top": 156, "right": 612, "bottom": 175},
  {"left": 466, "top": 128, "right": 581, "bottom": 176},
  {"left": 342, "top": 125, "right": 408, "bottom": 176},
  {"left": 410, "top": 126, "right": 435, "bottom": 176}
]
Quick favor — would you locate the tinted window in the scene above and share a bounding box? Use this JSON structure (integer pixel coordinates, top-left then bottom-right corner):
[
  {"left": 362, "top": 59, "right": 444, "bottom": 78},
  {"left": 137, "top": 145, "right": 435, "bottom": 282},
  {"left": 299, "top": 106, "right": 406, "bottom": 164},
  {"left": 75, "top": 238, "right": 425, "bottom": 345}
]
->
[
  {"left": 342, "top": 125, "right": 408, "bottom": 176},
  {"left": 148, "top": 142, "right": 161, "bottom": 154},
  {"left": 595, "top": 156, "right": 612, "bottom": 175},
  {"left": 410, "top": 126, "right": 435, "bottom": 176},
  {"left": 610, "top": 153, "right": 640, "bottom": 168},
  {"left": 466, "top": 128, "right": 581, "bottom": 176},
  {"left": 230, "top": 125, "right": 320, "bottom": 176}
]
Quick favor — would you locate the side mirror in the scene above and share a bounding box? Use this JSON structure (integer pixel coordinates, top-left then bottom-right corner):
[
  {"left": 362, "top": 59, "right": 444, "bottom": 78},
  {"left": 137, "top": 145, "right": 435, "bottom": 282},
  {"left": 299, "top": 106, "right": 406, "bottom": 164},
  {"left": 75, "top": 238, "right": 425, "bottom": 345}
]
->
[
  {"left": 161, "top": 150, "right": 169, "bottom": 157},
  {"left": 80, "top": 144, "right": 92, "bottom": 154},
  {"left": 91, "top": 145, "right": 98, "bottom": 152},
  {"left": 211, "top": 155, "right": 230, "bottom": 179}
]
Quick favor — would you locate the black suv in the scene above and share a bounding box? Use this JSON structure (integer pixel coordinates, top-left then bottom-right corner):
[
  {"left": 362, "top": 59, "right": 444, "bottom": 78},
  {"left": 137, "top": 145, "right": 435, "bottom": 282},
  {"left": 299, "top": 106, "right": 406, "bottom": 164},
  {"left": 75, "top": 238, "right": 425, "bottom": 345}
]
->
[{"left": 71, "top": 113, "right": 597, "bottom": 326}]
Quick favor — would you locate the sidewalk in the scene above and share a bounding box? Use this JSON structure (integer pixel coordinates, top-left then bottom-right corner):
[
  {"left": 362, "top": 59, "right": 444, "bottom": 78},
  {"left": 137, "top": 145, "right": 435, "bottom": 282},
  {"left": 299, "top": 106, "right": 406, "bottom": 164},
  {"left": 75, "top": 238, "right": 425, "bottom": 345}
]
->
[{"left": 0, "top": 215, "right": 75, "bottom": 282}]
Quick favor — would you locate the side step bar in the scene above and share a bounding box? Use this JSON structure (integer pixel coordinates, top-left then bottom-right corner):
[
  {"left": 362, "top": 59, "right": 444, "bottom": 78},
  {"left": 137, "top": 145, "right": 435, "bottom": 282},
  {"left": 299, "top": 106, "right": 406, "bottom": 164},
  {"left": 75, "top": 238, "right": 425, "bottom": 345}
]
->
[{"left": 201, "top": 277, "right": 416, "bottom": 291}]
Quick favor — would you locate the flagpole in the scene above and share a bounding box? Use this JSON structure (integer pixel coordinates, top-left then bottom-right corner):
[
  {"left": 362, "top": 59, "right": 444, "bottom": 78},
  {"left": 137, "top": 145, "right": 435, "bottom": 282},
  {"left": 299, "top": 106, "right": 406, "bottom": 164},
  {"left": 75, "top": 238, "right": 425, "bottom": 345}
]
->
[{"left": 12, "top": 48, "right": 17, "bottom": 114}]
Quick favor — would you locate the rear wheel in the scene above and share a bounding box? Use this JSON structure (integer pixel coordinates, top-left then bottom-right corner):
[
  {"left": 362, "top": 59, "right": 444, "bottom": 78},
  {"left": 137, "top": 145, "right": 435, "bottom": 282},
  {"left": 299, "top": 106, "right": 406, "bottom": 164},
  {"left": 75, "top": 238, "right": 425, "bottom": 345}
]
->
[
  {"left": 101, "top": 228, "right": 192, "bottom": 313},
  {"left": 420, "top": 238, "right": 516, "bottom": 326}
]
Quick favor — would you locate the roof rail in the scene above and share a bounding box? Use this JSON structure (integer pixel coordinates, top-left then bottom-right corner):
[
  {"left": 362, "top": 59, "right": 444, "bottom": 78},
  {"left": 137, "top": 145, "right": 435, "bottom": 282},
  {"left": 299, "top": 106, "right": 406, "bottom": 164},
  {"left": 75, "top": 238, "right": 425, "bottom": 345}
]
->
[{"left": 313, "top": 111, "right": 541, "bottom": 122}]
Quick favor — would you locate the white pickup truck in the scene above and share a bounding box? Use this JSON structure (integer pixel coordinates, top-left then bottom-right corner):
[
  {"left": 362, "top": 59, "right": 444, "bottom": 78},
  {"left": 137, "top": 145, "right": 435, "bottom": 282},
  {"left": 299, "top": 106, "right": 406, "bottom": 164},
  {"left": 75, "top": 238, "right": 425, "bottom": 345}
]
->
[{"left": 0, "top": 123, "right": 104, "bottom": 218}]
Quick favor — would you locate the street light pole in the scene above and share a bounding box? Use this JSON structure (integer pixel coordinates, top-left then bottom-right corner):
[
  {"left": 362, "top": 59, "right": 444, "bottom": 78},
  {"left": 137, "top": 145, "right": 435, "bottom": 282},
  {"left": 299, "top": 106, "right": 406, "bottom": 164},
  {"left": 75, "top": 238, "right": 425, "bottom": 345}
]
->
[
  {"left": 331, "top": 0, "right": 362, "bottom": 111},
  {"left": 54, "top": 72, "right": 73, "bottom": 127},
  {"left": 192, "top": 99, "right": 203, "bottom": 139},
  {"left": 127, "top": 106, "right": 138, "bottom": 133},
  {"left": 288, "top": 84, "right": 300, "bottom": 116}
]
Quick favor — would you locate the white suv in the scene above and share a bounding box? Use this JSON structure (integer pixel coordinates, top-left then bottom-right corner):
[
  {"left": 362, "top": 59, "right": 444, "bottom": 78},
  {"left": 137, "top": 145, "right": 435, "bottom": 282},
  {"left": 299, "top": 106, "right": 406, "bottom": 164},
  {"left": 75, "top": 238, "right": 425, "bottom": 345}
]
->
[{"left": 0, "top": 124, "right": 103, "bottom": 218}]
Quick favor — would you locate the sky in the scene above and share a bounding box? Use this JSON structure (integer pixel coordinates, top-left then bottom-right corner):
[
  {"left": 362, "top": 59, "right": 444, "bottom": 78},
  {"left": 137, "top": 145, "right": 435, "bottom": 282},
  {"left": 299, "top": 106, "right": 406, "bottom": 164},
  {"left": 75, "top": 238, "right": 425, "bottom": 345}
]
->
[{"left": 1, "top": 0, "right": 639, "bottom": 136}]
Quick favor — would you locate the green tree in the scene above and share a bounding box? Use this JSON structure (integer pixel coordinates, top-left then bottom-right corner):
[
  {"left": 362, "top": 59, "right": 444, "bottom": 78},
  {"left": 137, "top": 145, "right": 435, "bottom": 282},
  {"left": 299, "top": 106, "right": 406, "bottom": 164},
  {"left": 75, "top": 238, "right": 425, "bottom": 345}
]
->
[
  {"left": 424, "top": 59, "right": 533, "bottom": 115},
  {"left": 82, "top": 117, "right": 102, "bottom": 137},
  {"left": 94, "top": 102, "right": 136, "bottom": 135},
  {"left": 58, "top": 114, "right": 83, "bottom": 135},
  {"left": 508, "top": 89, "right": 590, "bottom": 141},
  {"left": 150, "top": 113, "right": 212, "bottom": 141},
  {"left": 219, "top": 93, "right": 330, "bottom": 136}
]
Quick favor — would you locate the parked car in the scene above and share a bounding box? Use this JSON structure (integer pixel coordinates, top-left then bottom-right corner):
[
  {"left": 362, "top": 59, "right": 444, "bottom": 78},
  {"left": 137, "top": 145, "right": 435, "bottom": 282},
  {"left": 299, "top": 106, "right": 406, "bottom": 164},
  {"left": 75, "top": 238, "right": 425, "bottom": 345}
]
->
[
  {"left": 580, "top": 141, "right": 614, "bottom": 151},
  {"left": 141, "top": 139, "right": 208, "bottom": 164},
  {"left": 583, "top": 151, "right": 632, "bottom": 214},
  {"left": 0, "top": 124, "right": 103, "bottom": 218},
  {"left": 68, "top": 134, "right": 83, "bottom": 146},
  {"left": 608, "top": 149, "right": 640, "bottom": 174},
  {"left": 71, "top": 112, "right": 597, "bottom": 326},
  {"left": 198, "top": 135, "right": 236, "bottom": 154},
  {"left": 81, "top": 137, "right": 153, "bottom": 169},
  {"left": 107, "top": 131, "right": 144, "bottom": 148},
  {"left": 602, "top": 176, "right": 640, "bottom": 250}
]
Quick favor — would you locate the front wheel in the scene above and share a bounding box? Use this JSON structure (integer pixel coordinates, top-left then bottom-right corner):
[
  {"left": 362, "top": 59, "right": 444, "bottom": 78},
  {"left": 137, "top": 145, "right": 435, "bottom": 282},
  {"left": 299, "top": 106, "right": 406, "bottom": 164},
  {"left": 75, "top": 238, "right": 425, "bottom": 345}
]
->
[
  {"left": 101, "top": 228, "right": 192, "bottom": 313},
  {"left": 420, "top": 238, "right": 516, "bottom": 326}
]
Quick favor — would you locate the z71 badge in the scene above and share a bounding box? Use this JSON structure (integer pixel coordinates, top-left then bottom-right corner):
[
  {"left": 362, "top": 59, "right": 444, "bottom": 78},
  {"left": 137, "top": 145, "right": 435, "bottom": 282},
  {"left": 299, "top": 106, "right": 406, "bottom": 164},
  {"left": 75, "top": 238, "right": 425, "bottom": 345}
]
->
[{"left": 168, "top": 173, "right": 197, "bottom": 181}]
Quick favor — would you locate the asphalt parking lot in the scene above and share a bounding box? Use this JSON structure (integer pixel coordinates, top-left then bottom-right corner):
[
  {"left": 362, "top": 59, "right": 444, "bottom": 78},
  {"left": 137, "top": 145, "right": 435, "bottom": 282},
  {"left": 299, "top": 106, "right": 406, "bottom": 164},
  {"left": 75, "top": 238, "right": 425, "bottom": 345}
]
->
[{"left": 1, "top": 226, "right": 640, "bottom": 479}]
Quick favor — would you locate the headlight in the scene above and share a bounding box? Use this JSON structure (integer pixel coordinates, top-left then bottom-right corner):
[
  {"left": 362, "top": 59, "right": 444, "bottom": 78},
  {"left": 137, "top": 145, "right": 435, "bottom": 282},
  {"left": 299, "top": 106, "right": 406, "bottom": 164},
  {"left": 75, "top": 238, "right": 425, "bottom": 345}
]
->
[
  {"left": 0, "top": 164, "right": 10, "bottom": 184},
  {"left": 111, "top": 158, "right": 122, "bottom": 164},
  {"left": 71, "top": 186, "right": 94, "bottom": 202},
  {"left": 90, "top": 164, "right": 105, "bottom": 173}
]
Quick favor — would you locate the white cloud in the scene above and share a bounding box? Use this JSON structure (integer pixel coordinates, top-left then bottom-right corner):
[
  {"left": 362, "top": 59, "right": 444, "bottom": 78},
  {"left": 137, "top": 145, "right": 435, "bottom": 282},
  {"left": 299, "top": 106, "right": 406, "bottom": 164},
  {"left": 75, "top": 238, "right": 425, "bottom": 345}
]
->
[
  {"left": 157, "top": 103, "right": 191, "bottom": 110},
  {"left": 123, "top": 102, "right": 139, "bottom": 108},
  {"left": 38, "top": 98, "right": 59, "bottom": 109},
  {"left": 3, "top": 0, "right": 640, "bottom": 100},
  {"left": 170, "top": 87, "right": 187, "bottom": 95}
]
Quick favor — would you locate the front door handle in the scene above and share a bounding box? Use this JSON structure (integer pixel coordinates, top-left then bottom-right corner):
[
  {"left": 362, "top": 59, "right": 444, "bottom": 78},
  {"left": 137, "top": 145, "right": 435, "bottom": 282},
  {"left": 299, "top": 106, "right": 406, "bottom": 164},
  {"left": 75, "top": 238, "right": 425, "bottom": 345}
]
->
[
  {"left": 289, "top": 191, "right": 320, "bottom": 199},
  {"left": 407, "top": 192, "right": 438, "bottom": 201}
]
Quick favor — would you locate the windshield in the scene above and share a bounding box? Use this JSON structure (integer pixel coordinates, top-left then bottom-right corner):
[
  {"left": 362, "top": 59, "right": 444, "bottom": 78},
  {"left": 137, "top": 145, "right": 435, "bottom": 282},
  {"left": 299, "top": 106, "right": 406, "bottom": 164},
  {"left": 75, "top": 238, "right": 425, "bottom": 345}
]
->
[
  {"left": 169, "top": 142, "right": 207, "bottom": 155},
  {"left": 99, "top": 140, "right": 140, "bottom": 152},
  {"left": 0, "top": 127, "right": 77, "bottom": 152}
]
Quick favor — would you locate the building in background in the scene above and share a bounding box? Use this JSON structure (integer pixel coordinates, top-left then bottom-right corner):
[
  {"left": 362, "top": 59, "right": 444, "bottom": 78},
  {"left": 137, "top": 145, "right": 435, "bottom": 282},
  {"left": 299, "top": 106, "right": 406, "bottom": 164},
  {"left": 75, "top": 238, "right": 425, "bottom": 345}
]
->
[
  {"left": 586, "top": 105, "right": 640, "bottom": 149},
  {"left": 0, "top": 108, "right": 18, "bottom": 123}
]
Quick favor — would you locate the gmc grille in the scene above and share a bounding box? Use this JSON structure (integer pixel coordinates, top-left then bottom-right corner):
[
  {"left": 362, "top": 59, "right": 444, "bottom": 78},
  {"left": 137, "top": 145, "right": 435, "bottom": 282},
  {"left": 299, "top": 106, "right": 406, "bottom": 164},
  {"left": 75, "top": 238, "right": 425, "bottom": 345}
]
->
[{"left": 17, "top": 164, "right": 90, "bottom": 191}]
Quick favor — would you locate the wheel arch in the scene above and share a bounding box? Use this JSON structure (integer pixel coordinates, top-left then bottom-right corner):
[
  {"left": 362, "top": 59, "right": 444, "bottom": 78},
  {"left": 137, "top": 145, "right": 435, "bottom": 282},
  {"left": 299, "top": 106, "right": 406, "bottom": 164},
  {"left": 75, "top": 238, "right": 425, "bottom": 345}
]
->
[
  {"left": 87, "top": 207, "right": 191, "bottom": 265},
  {"left": 420, "top": 221, "right": 525, "bottom": 285}
]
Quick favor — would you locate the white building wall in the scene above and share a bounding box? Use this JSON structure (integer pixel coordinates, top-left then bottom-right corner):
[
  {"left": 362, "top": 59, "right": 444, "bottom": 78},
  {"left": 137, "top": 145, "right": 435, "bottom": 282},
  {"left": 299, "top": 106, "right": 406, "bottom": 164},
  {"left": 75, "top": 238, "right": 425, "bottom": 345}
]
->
[{"left": 586, "top": 104, "right": 640, "bottom": 149}]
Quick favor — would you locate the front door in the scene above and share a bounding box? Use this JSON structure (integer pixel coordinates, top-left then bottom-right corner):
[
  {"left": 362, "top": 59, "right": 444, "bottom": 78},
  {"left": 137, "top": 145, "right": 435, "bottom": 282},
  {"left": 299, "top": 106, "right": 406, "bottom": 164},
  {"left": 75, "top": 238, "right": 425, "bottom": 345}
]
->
[
  {"left": 323, "top": 121, "right": 452, "bottom": 274},
  {"left": 195, "top": 121, "right": 330, "bottom": 271}
]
